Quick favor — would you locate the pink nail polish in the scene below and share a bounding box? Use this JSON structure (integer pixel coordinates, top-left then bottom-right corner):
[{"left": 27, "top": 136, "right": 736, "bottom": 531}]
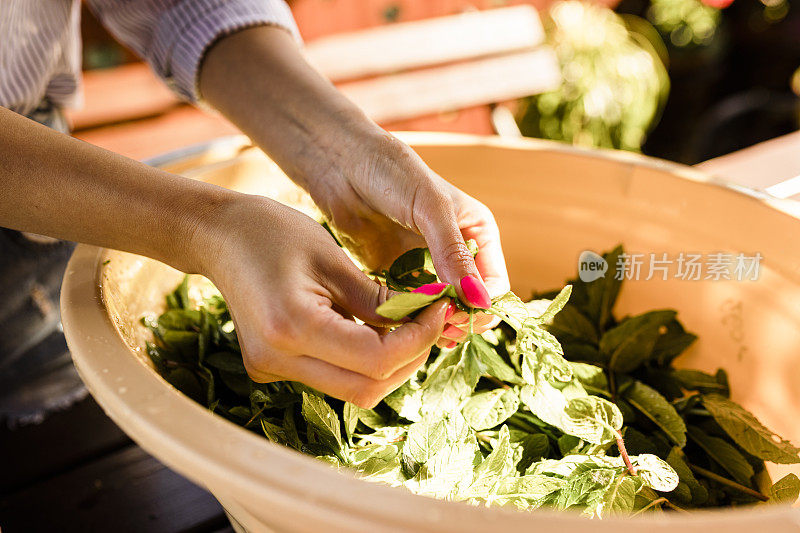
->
[
  {"left": 444, "top": 301, "right": 456, "bottom": 321},
  {"left": 460, "top": 275, "right": 491, "bottom": 309},
  {"left": 412, "top": 282, "right": 449, "bottom": 295},
  {"left": 443, "top": 324, "right": 465, "bottom": 338}
]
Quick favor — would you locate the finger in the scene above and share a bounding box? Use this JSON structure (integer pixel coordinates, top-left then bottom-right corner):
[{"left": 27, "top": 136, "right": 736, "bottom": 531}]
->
[
  {"left": 436, "top": 338, "right": 457, "bottom": 349},
  {"left": 458, "top": 200, "right": 510, "bottom": 299},
  {"left": 471, "top": 312, "right": 501, "bottom": 334},
  {"left": 447, "top": 311, "right": 469, "bottom": 327},
  {"left": 295, "top": 298, "right": 449, "bottom": 381},
  {"left": 413, "top": 187, "right": 491, "bottom": 310},
  {"left": 280, "top": 348, "right": 431, "bottom": 408},
  {"left": 440, "top": 324, "right": 469, "bottom": 343},
  {"left": 472, "top": 229, "right": 510, "bottom": 299},
  {"left": 317, "top": 251, "right": 402, "bottom": 327}
]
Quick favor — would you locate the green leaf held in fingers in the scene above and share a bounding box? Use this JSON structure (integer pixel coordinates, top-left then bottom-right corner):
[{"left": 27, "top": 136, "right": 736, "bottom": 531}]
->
[{"left": 375, "top": 284, "right": 456, "bottom": 321}]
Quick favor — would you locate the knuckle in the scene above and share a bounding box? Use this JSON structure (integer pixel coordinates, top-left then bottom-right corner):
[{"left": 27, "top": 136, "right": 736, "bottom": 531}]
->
[
  {"left": 425, "top": 186, "right": 455, "bottom": 213},
  {"left": 366, "top": 356, "right": 395, "bottom": 381},
  {"left": 242, "top": 349, "right": 277, "bottom": 381},
  {"left": 442, "top": 239, "right": 474, "bottom": 269},
  {"left": 260, "top": 312, "right": 297, "bottom": 351}
]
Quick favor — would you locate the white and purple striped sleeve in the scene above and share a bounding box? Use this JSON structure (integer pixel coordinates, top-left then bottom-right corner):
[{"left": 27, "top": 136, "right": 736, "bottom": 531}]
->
[{"left": 87, "top": 0, "right": 301, "bottom": 102}]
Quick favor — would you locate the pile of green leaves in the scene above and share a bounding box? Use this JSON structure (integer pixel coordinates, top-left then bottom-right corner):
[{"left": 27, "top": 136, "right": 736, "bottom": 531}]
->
[
  {"left": 142, "top": 245, "right": 799, "bottom": 516},
  {"left": 535, "top": 245, "right": 800, "bottom": 508}
]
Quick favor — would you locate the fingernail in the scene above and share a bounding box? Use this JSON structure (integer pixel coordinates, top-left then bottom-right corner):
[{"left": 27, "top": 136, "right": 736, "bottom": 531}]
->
[
  {"left": 446, "top": 341, "right": 457, "bottom": 349},
  {"left": 443, "top": 324, "right": 465, "bottom": 338},
  {"left": 460, "top": 275, "right": 491, "bottom": 309},
  {"left": 444, "top": 300, "right": 456, "bottom": 321},
  {"left": 412, "top": 282, "right": 449, "bottom": 296}
]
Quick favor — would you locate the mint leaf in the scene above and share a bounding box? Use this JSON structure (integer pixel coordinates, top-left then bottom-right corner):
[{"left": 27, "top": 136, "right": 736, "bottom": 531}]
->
[
  {"left": 549, "top": 304, "right": 599, "bottom": 344},
  {"left": 650, "top": 319, "right": 697, "bottom": 367},
  {"left": 579, "top": 245, "right": 624, "bottom": 332},
  {"left": 595, "top": 475, "right": 637, "bottom": 517},
  {"left": 375, "top": 285, "right": 455, "bottom": 321},
  {"left": 624, "top": 381, "right": 687, "bottom": 447},
  {"left": 702, "top": 393, "right": 800, "bottom": 464},
  {"left": 666, "top": 447, "right": 708, "bottom": 505},
  {"left": 600, "top": 310, "right": 677, "bottom": 373},
  {"left": 387, "top": 247, "right": 437, "bottom": 288},
  {"left": 537, "top": 285, "right": 573, "bottom": 323},
  {"left": 343, "top": 402, "right": 359, "bottom": 445},
  {"left": 420, "top": 345, "right": 475, "bottom": 417},
  {"left": 686, "top": 425, "right": 754, "bottom": 484},
  {"left": 468, "top": 333, "right": 522, "bottom": 384},
  {"left": 632, "top": 453, "right": 680, "bottom": 492},
  {"left": 490, "top": 475, "right": 565, "bottom": 509},
  {"left": 769, "top": 473, "right": 800, "bottom": 504},
  {"left": 489, "top": 291, "right": 532, "bottom": 331},
  {"left": 383, "top": 381, "right": 423, "bottom": 422},
  {"left": 462, "top": 389, "right": 520, "bottom": 431},
  {"left": 403, "top": 417, "right": 448, "bottom": 468},
  {"left": 301, "top": 392, "right": 344, "bottom": 457},
  {"left": 568, "top": 362, "right": 608, "bottom": 392},
  {"left": 672, "top": 369, "right": 729, "bottom": 395}
]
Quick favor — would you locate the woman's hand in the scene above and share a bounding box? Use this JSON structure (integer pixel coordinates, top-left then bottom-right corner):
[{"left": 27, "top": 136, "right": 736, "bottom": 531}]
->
[
  {"left": 301, "top": 130, "right": 510, "bottom": 347},
  {"left": 198, "top": 25, "right": 511, "bottom": 335},
  {"left": 192, "top": 193, "right": 451, "bottom": 408}
]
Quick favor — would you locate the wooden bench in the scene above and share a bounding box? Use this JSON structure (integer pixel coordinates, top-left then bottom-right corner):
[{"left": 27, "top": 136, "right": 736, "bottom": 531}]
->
[{"left": 70, "top": 5, "right": 559, "bottom": 160}]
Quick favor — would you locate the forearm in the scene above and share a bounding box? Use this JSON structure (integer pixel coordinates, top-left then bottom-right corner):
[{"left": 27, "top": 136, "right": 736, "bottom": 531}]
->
[
  {"left": 198, "top": 25, "right": 381, "bottom": 191},
  {"left": 0, "top": 107, "right": 231, "bottom": 273}
]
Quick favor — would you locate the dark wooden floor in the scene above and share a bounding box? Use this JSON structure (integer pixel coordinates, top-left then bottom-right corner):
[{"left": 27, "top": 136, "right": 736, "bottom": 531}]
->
[{"left": 0, "top": 396, "right": 233, "bottom": 533}]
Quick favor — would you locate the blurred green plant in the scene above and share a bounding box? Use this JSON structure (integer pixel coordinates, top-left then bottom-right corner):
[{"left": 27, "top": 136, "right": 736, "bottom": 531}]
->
[
  {"left": 647, "top": 0, "right": 723, "bottom": 47},
  {"left": 517, "top": 1, "right": 670, "bottom": 151}
]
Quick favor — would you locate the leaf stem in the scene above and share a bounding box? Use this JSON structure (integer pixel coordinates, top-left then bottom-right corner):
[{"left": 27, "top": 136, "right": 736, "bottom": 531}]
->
[
  {"left": 631, "top": 497, "right": 668, "bottom": 515},
  {"left": 244, "top": 404, "right": 268, "bottom": 428},
  {"left": 663, "top": 500, "right": 690, "bottom": 513},
  {"left": 476, "top": 432, "right": 493, "bottom": 444},
  {"left": 608, "top": 370, "right": 617, "bottom": 399},
  {"left": 616, "top": 429, "right": 637, "bottom": 476},
  {"left": 688, "top": 463, "right": 769, "bottom": 502},
  {"left": 485, "top": 375, "right": 511, "bottom": 390}
]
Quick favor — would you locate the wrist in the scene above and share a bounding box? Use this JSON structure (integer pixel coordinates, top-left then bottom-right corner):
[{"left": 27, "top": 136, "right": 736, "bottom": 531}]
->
[{"left": 160, "top": 179, "right": 242, "bottom": 276}]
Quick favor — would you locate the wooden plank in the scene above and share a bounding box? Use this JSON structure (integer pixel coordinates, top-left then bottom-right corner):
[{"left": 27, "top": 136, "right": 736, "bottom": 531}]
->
[
  {"left": 73, "top": 106, "right": 240, "bottom": 161},
  {"left": 338, "top": 48, "right": 560, "bottom": 124},
  {"left": 0, "top": 445, "right": 228, "bottom": 533},
  {"left": 695, "top": 131, "right": 800, "bottom": 200},
  {"left": 382, "top": 105, "right": 495, "bottom": 135},
  {"left": 67, "top": 63, "right": 180, "bottom": 131},
  {"left": 305, "top": 5, "right": 546, "bottom": 82},
  {"left": 291, "top": 0, "right": 557, "bottom": 42},
  {"left": 0, "top": 397, "right": 131, "bottom": 494}
]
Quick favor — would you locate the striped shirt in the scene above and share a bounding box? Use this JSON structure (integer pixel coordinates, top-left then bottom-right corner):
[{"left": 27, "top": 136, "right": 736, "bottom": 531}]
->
[{"left": 0, "top": 0, "right": 300, "bottom": 117}]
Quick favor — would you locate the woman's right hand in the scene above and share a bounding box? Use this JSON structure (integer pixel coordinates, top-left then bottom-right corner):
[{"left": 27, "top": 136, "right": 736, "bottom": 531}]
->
[{"left": 191, "top": 193, "right": 450, "bottom": 408}]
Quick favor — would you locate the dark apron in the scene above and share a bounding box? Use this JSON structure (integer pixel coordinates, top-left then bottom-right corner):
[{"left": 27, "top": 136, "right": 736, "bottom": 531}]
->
[{"left": 0, "top": 100, "right": 85, "bottom": 426}]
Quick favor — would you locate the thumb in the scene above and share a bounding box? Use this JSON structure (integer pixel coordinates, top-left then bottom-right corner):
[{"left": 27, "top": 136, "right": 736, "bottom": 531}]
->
[
  {"left": 415, "top": 194, "right": 492, "bottom": 309},
  {"left": 324, "top": 258, "right": 404, "bottom": 327}
]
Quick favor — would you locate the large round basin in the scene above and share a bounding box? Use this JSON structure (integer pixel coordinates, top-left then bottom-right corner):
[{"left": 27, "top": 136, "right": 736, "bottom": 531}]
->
[{"left": 62, "top": 133, "right": 800, "bottom": 532}]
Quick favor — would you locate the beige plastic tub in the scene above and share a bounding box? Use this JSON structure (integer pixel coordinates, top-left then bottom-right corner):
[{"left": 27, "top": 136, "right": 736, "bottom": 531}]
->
[{"left": 62, "top": 133, "right": 800, "bottom": 532}]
